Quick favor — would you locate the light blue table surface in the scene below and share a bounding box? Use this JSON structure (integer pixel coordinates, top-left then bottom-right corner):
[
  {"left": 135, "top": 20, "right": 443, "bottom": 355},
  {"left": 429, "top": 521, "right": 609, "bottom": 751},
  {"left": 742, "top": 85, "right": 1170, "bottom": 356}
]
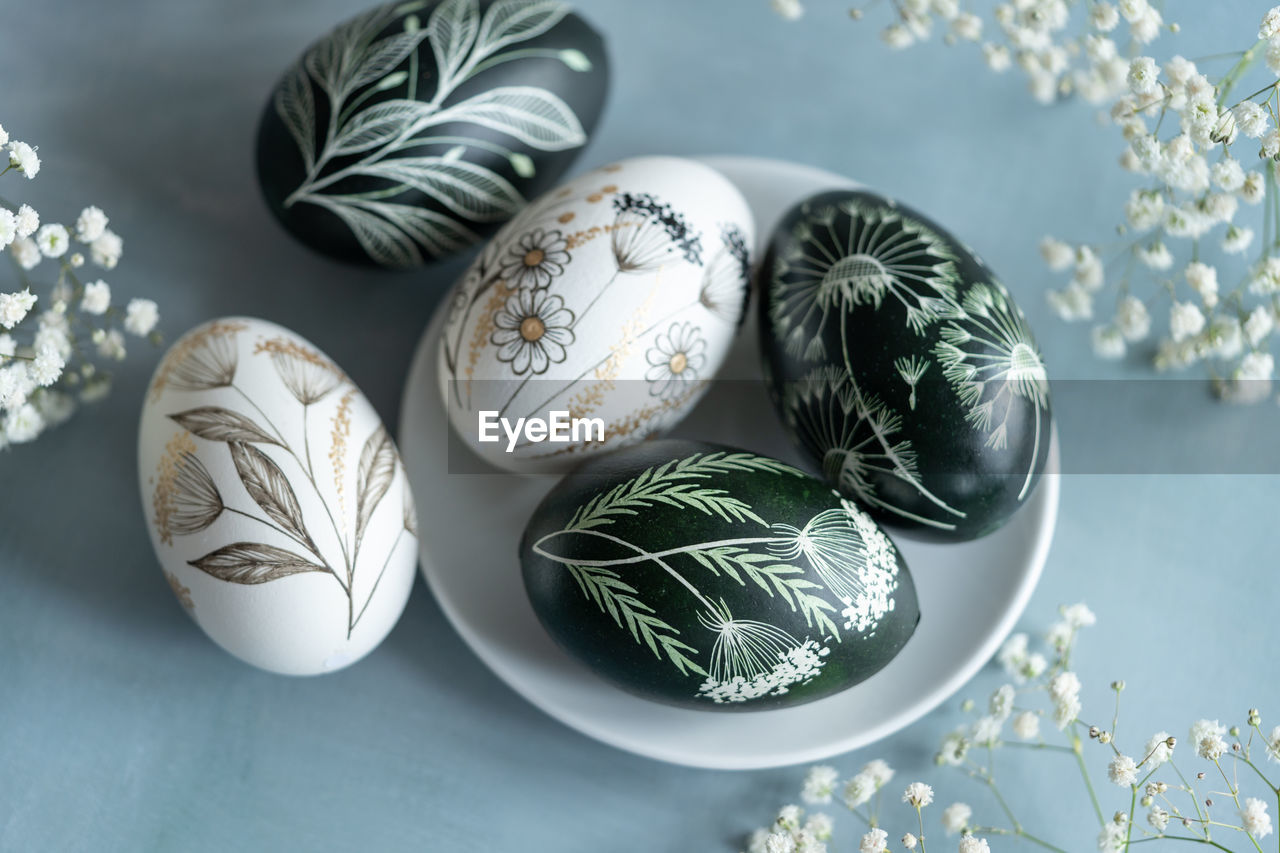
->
[{"left": 2, "top": 1, "right": 1276, "bottom": 849}]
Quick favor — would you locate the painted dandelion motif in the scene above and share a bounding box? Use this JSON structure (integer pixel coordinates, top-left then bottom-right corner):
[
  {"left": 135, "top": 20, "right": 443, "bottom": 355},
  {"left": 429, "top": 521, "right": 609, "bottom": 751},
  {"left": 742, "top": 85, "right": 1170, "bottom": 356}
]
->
[
  {"left": 698, "top": 225, "right": 752, "bottom": 325},
  {"left": 696, "top": 607, "right": 830, "bottom": 704},
  {"left": 768, "top": 499, "right": 901, "bottom": 633},
  {"left": 256, "top": 337, "right": 344, "bottom": 405},
  {"left": 782, "top": 365, "right": 964, "bottom": 532},
  {"left": 935, "top": 281, "right": 1049, "bottom": 499},
  {"left": 151, "top": 320, "right": 246, "bottom": 398},
  {"left": 768, "top": 197, "right": 961, "bottom": 361},
  {"left": 153, "top": 431, "right": 224, "bottom": 546},
  {"left": 609, "top": 192, "right": 703, "bottom": 273},
  {"left": 893, "top": 355, "right": 930, "bottom": 410}
]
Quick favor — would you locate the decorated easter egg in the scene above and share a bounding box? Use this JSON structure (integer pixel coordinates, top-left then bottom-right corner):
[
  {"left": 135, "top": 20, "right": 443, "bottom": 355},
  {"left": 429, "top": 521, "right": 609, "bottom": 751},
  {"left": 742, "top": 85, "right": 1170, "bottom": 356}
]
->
[
  {"left": 758, "top": 190, "right": 1052, "bottom": 541},
  {"left": 138, "top": 317, "right": 419, "bottom": 675},
  {"left": 256, "top": 0, "right": 609, "bottom": 268},
  {"left": 437, "top": 156, "right": 755, "bottom": 473},
  {"left": 520, "top": 439, "right": 919, "bottom": 711}
]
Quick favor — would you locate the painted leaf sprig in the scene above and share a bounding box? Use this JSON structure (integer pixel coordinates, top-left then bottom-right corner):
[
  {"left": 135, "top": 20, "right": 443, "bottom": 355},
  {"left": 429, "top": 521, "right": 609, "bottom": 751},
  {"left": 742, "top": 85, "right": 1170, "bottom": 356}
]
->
[{"left": 275, "top": 0, "right": 593, "bottom": 267}]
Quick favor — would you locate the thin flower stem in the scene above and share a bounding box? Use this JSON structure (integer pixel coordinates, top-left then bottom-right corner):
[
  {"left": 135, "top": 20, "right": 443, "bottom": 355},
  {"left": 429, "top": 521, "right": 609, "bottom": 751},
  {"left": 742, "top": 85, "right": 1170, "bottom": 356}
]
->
[
  {"left": 915, "top": 804, "right": 927, "bottom": 853},
  {"left": 223, "top": 506, "right": 346, "bottom": 594},
  {"left": 1218, "top": 39, "right": 1267, "bottom": 106},
  {"left": 1000, "top": 741, "right": 1075, "bottom": 754},
  {"left": 1129, "top": 836, "right": 1233, "bottom": 851},
  {"left": 1072, "top": 733, "right": 1107, "bottom": 826},
  {"left": 352, "top": 526, "right": 405, "bottom": 630},
  {"left": 533, "top": 529, "right": 777, "bottom": 568}
]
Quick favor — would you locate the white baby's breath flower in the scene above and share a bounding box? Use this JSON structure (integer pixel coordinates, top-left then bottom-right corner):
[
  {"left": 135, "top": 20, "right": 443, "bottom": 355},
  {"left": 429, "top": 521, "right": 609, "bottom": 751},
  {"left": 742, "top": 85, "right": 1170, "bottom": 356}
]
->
[
  {"left": 862, "top": 759, "right": 894, "bottom": 787},
  {"left": 1049, "top": 671, "right": 1081, "bottom": 703},
  {"left": 805, "top": 813, "right": 833, "bottom": 842},
  {"left": 0, "top": 288, "right": 37, "bottom": 329},
  {"left": 1268, "top": 39, "right": 1280, "bottom": 78},
  {"left": 1224, "top": 225, "right": 1254, "bottom": 254},
  {"left": 1148, "top": 805, "right": 1169, "bottom": 832},
  {"left": 766, "top": 831, "right": 797, "bottom": 853},
  {"left": 801, "top": 766, "right": 838, "bottom": 805},
  {"left": 902, "top": 782, "right": 933, "bottom": 808},
  {"left": 1243, "top": 798, "right": 1274, "bottom": 839},
  {"left": 1048, "top": 284, "right": 1093, "bottom": 321},
  {"left": 958, "top": 838, "right": 990, "bottom": 853},
  {"left": 0, "top": 124, "right": 7, "bottom": 146},
  {"left": 1144, "top": 731, "right": 1174, "bottom": 767},
  {"left": 30, "top": 344, "right": 64, "bottom": 387},
  {"left": 1108, "top": 753, "right": 1138, "bottom": 786},
  {"left": 1236, "top": 351, "right": 1274, "bottom": 382},
  {"left": 4, "top": 402, "right": 44, "bottom": 443},
  {"left": 1263, "top": 7, "right": 1280, "bottom": 39},
  {"left": 1245, "top": 305, "right": 1275, "bottom": 346},
  {"left": 1012, "top": 710, "right": 1040, "bottom": 740},
  {"left": 1116, "top": 296, "right": 1150, "bottom": 341},
  {"left": 997, "top": 632, "right": 1026, "bottom": 669},
  {"left": 1185, "top": 262, "right": 1219, "bottom": 307},
  {"left": 1062, "top": 602, "right": 1096, "bottom": 628},
  {"left": 777, "top": 804, "right": 802, "bottom": 831},
  {"left": 881, "top": 24, "right": 914, "bottom": 48},
  {"left": 35, "top": 223, "right": 69, "bottom": 258},
  {"left": 8, "top": 141, "right": 40, "bottom": 178},
  {"left": 0, "top": 209, "right": 16, "bottom": 249},
  {"left": 843, "top": 772, "right": 876, "bottom": 808},
  {"left": 1130, "top": 6, "right": 1161, "bottom": 43},
  {"left": 1023, "top": 652, "right": 1048, "bottom": 680},
  {"left": 0, "top": 334, "right": 14, "bottom": 357},
  {"left": 14, "top": 204, "right": 38, "bottom": 238},
  {"left": 982, "top": 43, "right": 1011, "bottom": 72},
  {"left": 859, "top": 827, "right": 887, "bottom": 853},
  {"left": 95, "top": 328, "right": 126, "bottom": 361},
  {"left": 1136, "top": 241, "right": 1172, "bottom": 270},
  {"left": 1091, "top": 2, "right": 1119, "bottom": 31},
  {"left": 1191, "top": 719, "right": 1227, "bottom": 759},
  {"left": 1264, "top": 726, "right": 1280, "bottom": 762},
  {"left": 1040, "top": 237, "right": 1074, "bottom": 271},
  {"left": 1235, "top": 101, "right": 1270, "bottom": 139},
  {"left": 941, "top": 802, "right": 971, "bottom": 834},
  {"left": 90, "top": 228, "right": 123, "bottom": 269},
  {"left": 1126, "top": 56, "right": 1158, "bottom": 95},
  {"left": 74, "top": 206, "right": 108, "bottom": 243},
  {"left": 1124, "top": 189, "right": 1164, "bottom": 230},
  {"left": 901, "top": 832, "right": 918, "bottom": 850},
  {"left": 972, "top": 715, "right": 1003, "bottom": 747},
  {"left": 989, "top": 684, "right": 1015, "bottom": 721},
  {"left": 1242, "top": 170, "right": 1268, "bottom": 206},
  {"left": 1098, "top": 819, "right": 1127, "bottom": 852},
  {"left": 1212, "top": 158, "right": 1245, "bottom": 192},
  {"left": 1091, "top": 325, "right": 1125, "bottom": 359},
  {"left": 1251, "top": 256, "right": 1280, "bottom": 294},
  {"left": 950, "top": 12, "right": 981, "bottom": 41},
  {"left": 80, "top": 280, "right": 111, "bottom": 315},
  {"left": 123, "top": 298, "right": 158, "bottom": 337},
  {"left": 1169, "top": 302, "right": 1205, "bottom": 342},
  {"left": 937, "top": 730, "right": 969, "bottom": 766}
]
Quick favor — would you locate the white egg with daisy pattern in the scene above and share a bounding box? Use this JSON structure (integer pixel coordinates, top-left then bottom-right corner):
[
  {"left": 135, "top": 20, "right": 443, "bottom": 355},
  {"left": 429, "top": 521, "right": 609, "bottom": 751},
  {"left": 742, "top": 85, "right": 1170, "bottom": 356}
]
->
[{"left": 436, "top": 155, "right": 755, "bottom": 473}]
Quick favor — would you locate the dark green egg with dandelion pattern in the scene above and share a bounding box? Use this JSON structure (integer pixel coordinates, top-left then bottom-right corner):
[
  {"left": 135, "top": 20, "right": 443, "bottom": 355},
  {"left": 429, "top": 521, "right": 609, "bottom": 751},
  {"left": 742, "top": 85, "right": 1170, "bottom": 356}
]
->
[
  {"left": 758, "top": 190, "right": 1053, "bottom": 542},
  {"left": 519, "top": 439, "right": 919, "bottom": 711},
  {"left": 255, "top": 0, "right": 609, "bottom": 268}
]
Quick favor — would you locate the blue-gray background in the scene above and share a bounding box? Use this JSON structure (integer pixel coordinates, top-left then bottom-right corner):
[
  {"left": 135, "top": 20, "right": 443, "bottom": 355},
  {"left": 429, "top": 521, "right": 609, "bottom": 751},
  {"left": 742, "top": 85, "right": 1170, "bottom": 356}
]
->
[{"left": 1, "top": 1, "right": 1274, "bottom": 849}]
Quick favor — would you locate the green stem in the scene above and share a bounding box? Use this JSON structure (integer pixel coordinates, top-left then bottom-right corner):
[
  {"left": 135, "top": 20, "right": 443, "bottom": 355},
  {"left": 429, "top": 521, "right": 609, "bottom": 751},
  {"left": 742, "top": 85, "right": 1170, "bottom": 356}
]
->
[
  {"left": 1219, "top": 39, "right": 1268, "bottom": 106},
  {"left": 1073, "top": 733, "right": 1106, "bottom": 826}
]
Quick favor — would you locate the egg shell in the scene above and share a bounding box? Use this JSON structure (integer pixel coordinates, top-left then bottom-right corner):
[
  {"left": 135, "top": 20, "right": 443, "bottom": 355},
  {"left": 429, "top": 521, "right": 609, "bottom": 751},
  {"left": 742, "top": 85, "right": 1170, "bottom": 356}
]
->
[
  {"left": 256, "top": 0, "right": 610, "bottom": 268},
  {"left": 437, "top": 155, "right": 755, "bottom": 474},
  {"left": 758, "top": 189, "right": 1053, "bottom": 542},
  {"left": 520, "top": 439, "right": 919, "bottom": 711},
  {"left": 138, "top": 317, "right": 419, "bottom": 675}
]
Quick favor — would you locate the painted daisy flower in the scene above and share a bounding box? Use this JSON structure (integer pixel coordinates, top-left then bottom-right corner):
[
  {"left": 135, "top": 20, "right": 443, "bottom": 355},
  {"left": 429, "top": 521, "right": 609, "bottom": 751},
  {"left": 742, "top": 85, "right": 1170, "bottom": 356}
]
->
[
  {"left": 499, "top": 228, "right": 570, "bottom": 290},
  {"left": 644, "top": 321, "right": 706, "bottom": 398},
  {"left": 491, "top": 289, "right": 575, "bottom": 376}
]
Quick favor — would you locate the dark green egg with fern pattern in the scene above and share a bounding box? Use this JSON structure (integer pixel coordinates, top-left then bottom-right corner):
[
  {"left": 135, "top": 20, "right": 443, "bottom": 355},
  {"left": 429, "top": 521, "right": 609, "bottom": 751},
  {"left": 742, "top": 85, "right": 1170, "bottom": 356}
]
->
[
  {"left": 519, "top": 439, "right": 920, "bottom": 711},
  {"left": 758, "top": 190, "right": 1053, "bottom": 542}
]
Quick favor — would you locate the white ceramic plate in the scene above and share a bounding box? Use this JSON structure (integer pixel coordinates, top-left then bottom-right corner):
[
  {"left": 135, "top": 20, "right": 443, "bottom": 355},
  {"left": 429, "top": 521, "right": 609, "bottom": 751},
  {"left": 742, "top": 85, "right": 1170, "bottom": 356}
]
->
[{"left": 398, "top": 155, "right": 1059, "bottom": 770}]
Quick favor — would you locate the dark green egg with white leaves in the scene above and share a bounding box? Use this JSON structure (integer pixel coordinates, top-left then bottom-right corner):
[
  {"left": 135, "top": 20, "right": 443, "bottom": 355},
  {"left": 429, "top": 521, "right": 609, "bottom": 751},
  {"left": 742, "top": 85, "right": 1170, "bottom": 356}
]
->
[
  {"left": 758, "top": 190, "right": 1052, "bottom": 542},
  {"left": 256, "top": 0, "right": 609, "bottom": 268},
  {"left": 520, "top": 439, "right": 919, "bottom": 711}
]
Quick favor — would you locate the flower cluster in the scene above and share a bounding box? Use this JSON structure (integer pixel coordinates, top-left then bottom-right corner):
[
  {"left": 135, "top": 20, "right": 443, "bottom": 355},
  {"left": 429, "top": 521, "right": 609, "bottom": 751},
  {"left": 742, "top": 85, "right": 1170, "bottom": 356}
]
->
[
  {"left": 0, "top": 121, "right": 159, "bottom": 446},
  {"left": 780, "top": 2, "right": 1280, "bottom": 399},
  {"left": 745, "top": 602, "right": 1280, "bottom": 852},
  {"left": 833, "top": 0, "right": 1170, "bottom": 105}
]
